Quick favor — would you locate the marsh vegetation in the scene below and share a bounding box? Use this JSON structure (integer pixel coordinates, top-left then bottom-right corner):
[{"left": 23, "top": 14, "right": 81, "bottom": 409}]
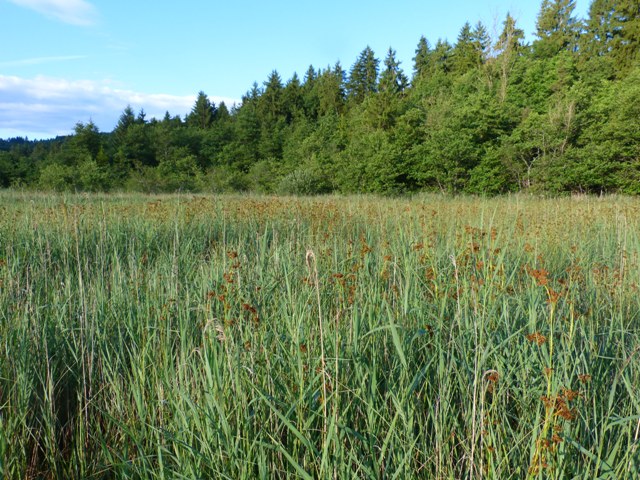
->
[{"left": 1, "top": 192, "right": 639, "bottom": 478}]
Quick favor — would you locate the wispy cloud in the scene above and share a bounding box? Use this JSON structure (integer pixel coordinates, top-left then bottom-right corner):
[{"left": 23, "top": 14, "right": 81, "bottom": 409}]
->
[
  {"left": 6, "top": 0, "right": 98, "bottom": 26},
  {"left": 0, "top": 75, "right": 239, "bottom": 139},
  {"left": 0, "top": 55, "right": 87, "bottom": 68}
]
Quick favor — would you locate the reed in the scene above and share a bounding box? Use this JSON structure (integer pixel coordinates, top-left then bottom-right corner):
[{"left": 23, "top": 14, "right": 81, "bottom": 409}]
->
[{"left": 0, "top": 191, "right": 639, "bottom": 478}]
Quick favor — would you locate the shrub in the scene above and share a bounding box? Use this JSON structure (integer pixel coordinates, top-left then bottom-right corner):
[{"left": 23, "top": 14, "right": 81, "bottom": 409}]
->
[
  {"left": 276, "top": 167, "right": 333, "bottom": 196},
  {"left": 38, "top": 163, "right": 75, "bottom": 191}
]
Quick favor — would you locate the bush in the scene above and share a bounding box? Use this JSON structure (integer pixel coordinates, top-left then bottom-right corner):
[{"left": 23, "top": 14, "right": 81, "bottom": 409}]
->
[
  {"left": 38, "top": 163, "right": 75, "bottom": 192},
  {"left": 77, "top": 159, "right": 111, "bottom": 191},
  {"left": 276, "top": 167, "right": 333, "bottom": 196},
  {"left": 203, "top": 165, "right": 250, "bottom": 193},
  {"left": 126, "top": 149, "right": 204, "bottom": 193}
]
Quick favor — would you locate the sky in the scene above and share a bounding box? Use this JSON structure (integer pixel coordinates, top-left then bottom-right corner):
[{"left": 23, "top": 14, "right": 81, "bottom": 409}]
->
[{"left": 0, "top": 0, "right": 591, "bottom": 140}]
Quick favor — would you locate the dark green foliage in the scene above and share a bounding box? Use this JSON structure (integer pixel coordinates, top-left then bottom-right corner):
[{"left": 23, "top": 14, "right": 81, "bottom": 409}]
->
[
  {"left": 534, "top": 0, "right": 580, "bottom": 57},
  {"left": 452, "top": 22, "right": 483, "bottom": 74},
  {"left": 3, "top": 0, "right": 640, "bottom": 195},
  {"left": 582, "top": 0, "right": 640, "bottom": 76},
  {"left": 277, "top": 167, "right": 333, "bottom": 195},
  {"left": 0, "top": 152, "right": 12, "bottom": 187},
  {"left": 572, "top": 67, "right": 640, "bottom": 193},
  {"left": 431, "top": 39, "right": 453, "bottom": 75},
  {"left": 186, "top": 91, "right": 216, "bottom": 129},
  {"left": 379, "top": 48, "right": 409, "bottom": 94},
  {"left": 315, "top": 64, "right": 346, "bottom": 116},
  {"left": 73, "top": 121, "right": 101, "bottom": 160},
  {"left": 498, "top": 13, "right": 525, "bottom": 54},
  {"left": 495, "top": 13, "right": 526, "bottom": 102},
  {"left": 347, "top": 46, "right": 380, "bottom": 103},
  {"left": 412, "top": 36, "right": 431, "bottom": 79}
]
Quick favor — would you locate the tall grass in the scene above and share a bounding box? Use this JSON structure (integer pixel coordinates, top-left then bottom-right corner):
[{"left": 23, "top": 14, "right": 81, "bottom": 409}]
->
[{"left": 0, "top": 191, "right": 639, "bottom": 478}]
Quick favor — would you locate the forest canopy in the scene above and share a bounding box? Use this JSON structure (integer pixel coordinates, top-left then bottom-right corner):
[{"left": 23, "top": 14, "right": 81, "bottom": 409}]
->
[{"left": 1, "top": 0, "right": 639, "bottom": 195}]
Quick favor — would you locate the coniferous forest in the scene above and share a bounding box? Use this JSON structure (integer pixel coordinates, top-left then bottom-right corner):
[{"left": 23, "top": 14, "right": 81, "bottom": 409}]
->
[{"left": 1, "top": 0, "right": 639, "bottom": 195}]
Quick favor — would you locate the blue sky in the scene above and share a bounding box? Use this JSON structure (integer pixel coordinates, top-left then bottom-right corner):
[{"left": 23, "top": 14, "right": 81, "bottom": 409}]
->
[{"left": 0, "top": 0, "right": 590, "bottom": 139}]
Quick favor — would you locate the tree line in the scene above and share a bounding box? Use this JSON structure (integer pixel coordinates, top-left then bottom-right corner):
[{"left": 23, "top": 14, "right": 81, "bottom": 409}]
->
[{"left": 1, "top": 0, "right": 639, "bottom": 195}]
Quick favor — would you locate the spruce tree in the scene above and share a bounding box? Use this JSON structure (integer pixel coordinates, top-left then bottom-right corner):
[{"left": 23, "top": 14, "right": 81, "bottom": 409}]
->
[
  {"left": 302, "top": 65, "right": 320, "bottom": 119},
  {"left": 610, "top": 0, "right": 640, "bottom": 74},
  {"left": 471, "top": 22, "right": 491, "bottom": 63},
  {"left": 73, "top": 121, "right": 102, "bottom": 161},
  {"left": 186, "top": 91, "right": 216, "bottom": 129},
  {"left": 260, "top": 70, "right": 284, "bottom": 122},
  {"left": 582, "top": 0, "right": 640, "bottom": 76},
  {"left": 452, "top": 22, "right": 480, "bottom": 74},
  {"left": 534, "top": 0, "right": 580, "bottom": 57},
  {"left": 113, "top": 105, "right": 136, "bottom": 146},
  {"left": 413, "top": 36, "right": 432, "bottom": 79},
  {"left": 379, "top": 47, "right": 409, "bottom": 94},
  {"left": 316, "top": 63, "right": 346, "bottom": 116},
  {"left": 347, "top": 46, "right": 380, "bottom": 102},
  {"left": 282, "top": 73, "right": 303, "bottom": 122},
  {"left": 432, "top": 39, "right": 453, "bottom": 74}
]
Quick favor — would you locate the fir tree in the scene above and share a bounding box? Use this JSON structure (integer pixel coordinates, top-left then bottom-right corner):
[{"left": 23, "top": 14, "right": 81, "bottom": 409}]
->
[
  {"left": 413, "top": 36, "right": 432, "bottom": 79},
  {"left": 432, "top": 39, "right": 453, "bottom": 74},
  {"left": 379, "top": 48, "right": 409, "bottom": 94},
  {"left": 186, "top": 91, "right": 216, "bottom": 129},
  {"left": 347, "top": 46, "right": 380, "bottom": 102},
  {"left": 316, "top": 63, "right": 346, "bottom": 116},
  {"left": 452, "top": 22, "right": 483, "bottom": 74},
  {"left": 260, "top": 70, "right": 284, "bottom": 122},
  {"left": 282, "top": 73, "right": 303, "bottom": 122},
  {"left": 471, "top": 22, "right": 492, "bottom": 62},
  {"left": 609, "top": 0, "right": 640, "bottom": 74},
  {"left": 534, "top": 0, "right": 580, "bottom": 57}
]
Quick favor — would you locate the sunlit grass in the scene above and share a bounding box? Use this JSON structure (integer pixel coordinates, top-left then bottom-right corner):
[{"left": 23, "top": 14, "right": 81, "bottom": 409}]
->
[{"left": 0, "top": 191, "right": 639, "bottom": 478}]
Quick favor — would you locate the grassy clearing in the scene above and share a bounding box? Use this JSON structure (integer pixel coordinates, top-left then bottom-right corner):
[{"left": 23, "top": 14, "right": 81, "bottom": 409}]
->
[{"left": 0, "top": 191, "right": 639, "bottom": 479}]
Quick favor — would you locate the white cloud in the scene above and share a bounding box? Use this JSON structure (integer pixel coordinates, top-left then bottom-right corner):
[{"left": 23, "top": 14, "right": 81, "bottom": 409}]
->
[
  {"left": 6, "top": 0, "right": 98, "bottom": 26},
  {"left": 0, "top": 75, "right": 239, "bottom": 139}
]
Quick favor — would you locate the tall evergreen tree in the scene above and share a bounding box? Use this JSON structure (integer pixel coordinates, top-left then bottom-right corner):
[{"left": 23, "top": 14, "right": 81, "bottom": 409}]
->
[
  {"left": 111, "top": 106, "right": 155, "bottom": 179},
  {"left": 583, "top": 0, "right": 615, "bottom": 55},
  {"left": 214, "top": 102, "right": 230, "bottom": 122},
  {"left": 73, "top": 121, "right": 102, "bottom": 161},
  {"left": 413, "top": 36, "right": 432, "bottom": 79},
  {"left": 471, "top": 21, "right": 492, "bottom": 63},
  {"left": 379, "top": 48, "right": 409, "bottom": 94},
  {"left": 452, "top": 22, "right": 483, "bottom": 74},
  {"left": 534, "top": 0, "right": 580, "bottom": 57},
  {"left": 581, "top": 0, "right": 640, "bottom": 75},
  {"left": 282, "top": 73, "right": 304, "bottom": 122},
  {"left": 609, "top": 0, "right": 640, "bottom": 74},
  {"left": 347, "top": 46, "right": 380, "bottom": 102},
  {"left": 316, "top": 63, "right": 346, "bottom": 116},
  {"left": 113, "top": 105, "right": 136, "bottom": 146},
  {"left": 260, "top": 70, "right": 284, "bottom": 122},
  {"left": 186, "top": 91, "right": 216, "bottom": 129},
  {"left": 257, "top": 71, "right": 286, "bottom": 159},
  {"left": 302, "top": 65, "right": 320, "bottom": 119},
  {"left": 303, "top": 65, "right": 317, "bottom": 86},
  {"left": 432, "top": 39, "right": 453, "bottom": 74},
  {"left": 579, "top": 0, "right": 617, "bottom": 77}
]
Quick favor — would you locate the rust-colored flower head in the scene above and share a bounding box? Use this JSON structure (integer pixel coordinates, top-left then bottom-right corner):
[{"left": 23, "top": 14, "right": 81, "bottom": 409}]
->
[
  {"left": 578, "top": 374, "right": 592, "bottom": 384},
  {"left": 526, "top": 332, "right": 547, "bottom": 346}
]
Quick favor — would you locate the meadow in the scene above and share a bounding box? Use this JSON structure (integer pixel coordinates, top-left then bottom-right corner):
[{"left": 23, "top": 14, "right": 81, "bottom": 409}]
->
[{"left": 0, "top": 191, "right": 639, "bottom": 479}]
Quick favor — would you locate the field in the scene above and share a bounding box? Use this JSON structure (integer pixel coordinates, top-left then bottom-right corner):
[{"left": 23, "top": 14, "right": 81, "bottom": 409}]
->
[{"left": 1, "top": 191, "right": 639, "bottom": 479}]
